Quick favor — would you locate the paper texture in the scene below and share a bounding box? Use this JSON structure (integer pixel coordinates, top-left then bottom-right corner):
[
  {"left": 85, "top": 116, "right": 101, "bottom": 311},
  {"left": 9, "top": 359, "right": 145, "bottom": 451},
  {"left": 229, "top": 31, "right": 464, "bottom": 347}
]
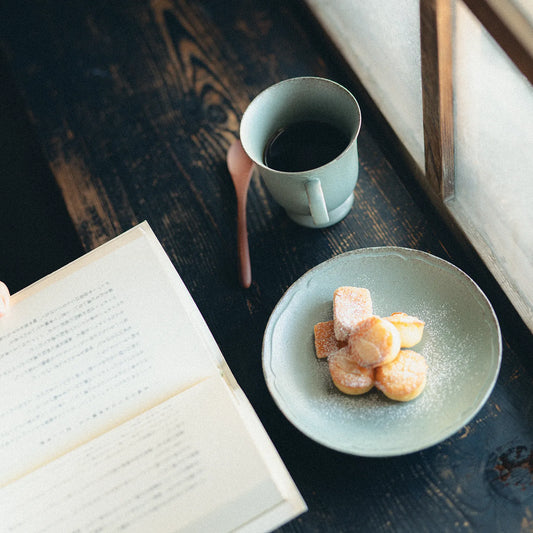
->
[{"left": 0, "top": 221, "right": 306, "bottom": 531}]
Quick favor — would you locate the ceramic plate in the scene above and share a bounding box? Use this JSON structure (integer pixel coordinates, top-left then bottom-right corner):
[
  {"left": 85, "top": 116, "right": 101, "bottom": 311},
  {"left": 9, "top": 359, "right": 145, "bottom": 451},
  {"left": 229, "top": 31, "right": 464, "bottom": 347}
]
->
[{"left": 262, "top": 247, "right": 502, "bottom": 456}]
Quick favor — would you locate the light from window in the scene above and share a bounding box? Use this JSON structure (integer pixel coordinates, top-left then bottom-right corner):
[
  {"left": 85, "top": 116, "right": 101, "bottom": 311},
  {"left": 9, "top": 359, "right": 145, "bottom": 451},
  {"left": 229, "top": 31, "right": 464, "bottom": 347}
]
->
[
  {"left": 450, "top": 0, "right": 533, "bottom": 327},
  {"left": 305, "top": 0, "right": 424, "bottom": 170}
]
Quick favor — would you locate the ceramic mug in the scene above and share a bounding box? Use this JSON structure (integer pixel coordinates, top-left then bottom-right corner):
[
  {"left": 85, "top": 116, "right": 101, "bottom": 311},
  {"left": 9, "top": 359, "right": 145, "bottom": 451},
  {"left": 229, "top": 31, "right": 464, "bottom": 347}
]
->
[{"left": 240, "top": 77, "right": 362, "bottom": 228}]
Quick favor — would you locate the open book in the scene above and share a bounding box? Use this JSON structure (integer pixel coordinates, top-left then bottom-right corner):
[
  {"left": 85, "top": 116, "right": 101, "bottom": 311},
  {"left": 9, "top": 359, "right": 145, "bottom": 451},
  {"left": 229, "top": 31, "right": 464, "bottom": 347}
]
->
[{"left": 0, "top": 222, "right": 306, "bottom": 532}]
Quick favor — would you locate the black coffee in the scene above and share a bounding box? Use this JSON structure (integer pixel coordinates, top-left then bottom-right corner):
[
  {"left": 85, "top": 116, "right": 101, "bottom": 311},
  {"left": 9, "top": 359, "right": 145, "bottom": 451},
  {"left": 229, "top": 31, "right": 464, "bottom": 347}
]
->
[{"left": 263, "top": 120, "right": 350, "bottom": 172}]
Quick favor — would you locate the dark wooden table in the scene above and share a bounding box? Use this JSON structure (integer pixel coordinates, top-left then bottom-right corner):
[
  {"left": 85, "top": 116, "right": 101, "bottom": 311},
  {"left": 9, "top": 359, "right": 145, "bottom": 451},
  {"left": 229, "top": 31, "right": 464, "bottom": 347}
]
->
[{"left": 1, "top": 1, "right": 532, "bottom": 531}]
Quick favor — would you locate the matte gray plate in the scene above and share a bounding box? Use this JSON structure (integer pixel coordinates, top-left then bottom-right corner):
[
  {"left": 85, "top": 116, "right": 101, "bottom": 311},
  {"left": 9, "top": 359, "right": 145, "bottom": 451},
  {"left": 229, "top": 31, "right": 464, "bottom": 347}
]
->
[{"left": 262, "top": 247, "right": 502, "bottom": 456}]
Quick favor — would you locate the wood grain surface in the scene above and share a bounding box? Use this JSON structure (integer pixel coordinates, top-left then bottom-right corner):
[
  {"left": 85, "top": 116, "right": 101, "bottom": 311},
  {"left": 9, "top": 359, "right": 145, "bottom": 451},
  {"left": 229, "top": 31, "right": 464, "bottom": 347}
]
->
[
  {"left": 420, "top": 0, "right": 454, "bottom": 200},
  {"left": 1, "top": 1, "right": 532, "bottom": 531}
]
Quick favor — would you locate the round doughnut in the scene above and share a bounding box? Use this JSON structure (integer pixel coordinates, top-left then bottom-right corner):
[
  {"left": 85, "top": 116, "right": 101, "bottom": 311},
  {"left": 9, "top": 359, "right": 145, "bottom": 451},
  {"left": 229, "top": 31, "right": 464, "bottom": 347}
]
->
[
  {"left": 375, "top": 349, "right": 428, "bottom": 402},
  {"left": 385, "top": 312, "right": 425, "bottom": 348},
  {"left": 348, "top": 315, "right": 401, "bottom": 368},
  {"left": 328, "top": 347, "right": 374, "bottom": 395}
]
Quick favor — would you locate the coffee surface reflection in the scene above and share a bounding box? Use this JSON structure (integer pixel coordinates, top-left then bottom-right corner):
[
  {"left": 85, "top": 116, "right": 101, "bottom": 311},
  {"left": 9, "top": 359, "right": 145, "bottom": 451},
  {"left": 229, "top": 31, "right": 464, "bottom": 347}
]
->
[{"left": 263, "top": 120, "right": 350, "bottom": 172}]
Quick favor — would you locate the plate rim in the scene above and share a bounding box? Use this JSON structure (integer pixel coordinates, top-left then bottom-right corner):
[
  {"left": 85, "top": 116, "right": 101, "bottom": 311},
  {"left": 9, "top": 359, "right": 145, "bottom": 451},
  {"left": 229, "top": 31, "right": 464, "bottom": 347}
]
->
[{"left": 262, "top": 246, "right": 502, "bottom": 457}]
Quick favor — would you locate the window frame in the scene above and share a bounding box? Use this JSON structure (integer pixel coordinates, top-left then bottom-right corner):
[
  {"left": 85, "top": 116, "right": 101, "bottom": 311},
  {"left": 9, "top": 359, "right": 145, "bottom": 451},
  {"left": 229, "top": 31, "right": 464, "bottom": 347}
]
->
[
  {"left": 304, "top": 0, "right": 533, "bottom": 332},
  {"left": 420, "top": 0, "right": 533, "bottom": 203}
]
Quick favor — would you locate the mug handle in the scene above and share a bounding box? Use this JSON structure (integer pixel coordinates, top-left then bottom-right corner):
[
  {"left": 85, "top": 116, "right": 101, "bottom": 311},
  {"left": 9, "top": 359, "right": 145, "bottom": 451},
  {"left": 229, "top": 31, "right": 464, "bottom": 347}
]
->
[{"left": 305, "top": 178, "right": 330, "bottom": 226}]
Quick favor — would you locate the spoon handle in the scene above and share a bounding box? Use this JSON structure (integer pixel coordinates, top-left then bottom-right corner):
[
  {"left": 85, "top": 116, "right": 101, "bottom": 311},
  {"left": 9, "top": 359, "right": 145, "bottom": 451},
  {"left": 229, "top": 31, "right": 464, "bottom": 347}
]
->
[{"left": 237, "top": 194, "right": 252, "bottom": 288}]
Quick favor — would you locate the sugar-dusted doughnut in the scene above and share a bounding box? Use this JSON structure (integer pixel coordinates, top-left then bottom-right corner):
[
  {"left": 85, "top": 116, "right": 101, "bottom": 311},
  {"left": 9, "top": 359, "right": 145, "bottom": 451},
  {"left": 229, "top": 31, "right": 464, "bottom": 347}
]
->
[
  {"left": 314, "top": 320, "right": 347, "bottom": 359},
  {"left": 375, "top": 349, "right": 428, "bottom": 402},
  {"left": 348, "top": 315, "right": 401, "bottom": 368},
  {"left": 333, "top": 286, "right": 373, "bottom": 342},
  {"left": 0, "top": 281, "right": 10, "bottom": 317},
  {"left": 328, "top": 346, "right": 374, "bottom": 395},
  {"left": 385, "top": 312, "right": 425, "bottom": 348}
]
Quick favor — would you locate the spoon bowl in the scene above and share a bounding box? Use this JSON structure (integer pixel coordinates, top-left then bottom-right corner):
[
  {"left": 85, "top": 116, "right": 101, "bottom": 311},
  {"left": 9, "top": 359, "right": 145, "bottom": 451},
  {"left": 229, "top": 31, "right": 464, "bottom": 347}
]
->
[{"left": 227, "top": 139, "right": 254, "bottom": 288}]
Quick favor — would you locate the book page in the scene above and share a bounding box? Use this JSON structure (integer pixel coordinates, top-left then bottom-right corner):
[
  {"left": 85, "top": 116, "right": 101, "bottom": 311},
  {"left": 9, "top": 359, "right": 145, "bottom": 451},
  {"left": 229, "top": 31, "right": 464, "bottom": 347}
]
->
[
  {"left": 0, "top": 376, "right": 285, "bottom": 532},
  {"left": 0, "top": 222, "right": 306, "bottom": 531},
  {"left": 0, "top": 223, "right": 220, "bottom": 485}
]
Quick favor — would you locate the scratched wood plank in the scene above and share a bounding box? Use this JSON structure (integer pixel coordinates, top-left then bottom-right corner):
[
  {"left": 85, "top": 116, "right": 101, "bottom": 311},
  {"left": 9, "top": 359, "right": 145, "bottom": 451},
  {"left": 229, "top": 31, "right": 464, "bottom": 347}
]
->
[{"left": 1, "top": 1, "right": 532, "bottom": 532}]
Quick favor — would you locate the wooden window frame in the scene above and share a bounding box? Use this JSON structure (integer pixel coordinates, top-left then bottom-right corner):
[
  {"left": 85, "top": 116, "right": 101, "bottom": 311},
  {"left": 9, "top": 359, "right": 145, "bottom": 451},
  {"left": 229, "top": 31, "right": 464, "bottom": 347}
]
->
[
  {"left": 304, "top": 0, "right": 533, "bottom": 331},
  {"left": 420, "top": 0, "right": 454, "bottom": 201},
  {"left": 462, "top": 0, "right": 533, "bottom": 84},
  {"left": 420, "top": 0, "right": 533, "bottom": 203}
]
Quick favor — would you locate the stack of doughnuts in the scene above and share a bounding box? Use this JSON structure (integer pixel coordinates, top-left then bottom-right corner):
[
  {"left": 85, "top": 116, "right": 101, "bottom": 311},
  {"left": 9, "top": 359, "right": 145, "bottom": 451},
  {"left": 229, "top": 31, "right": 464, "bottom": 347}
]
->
[{"left": 314, "top": 287, "right": 427, "bottom": 402}]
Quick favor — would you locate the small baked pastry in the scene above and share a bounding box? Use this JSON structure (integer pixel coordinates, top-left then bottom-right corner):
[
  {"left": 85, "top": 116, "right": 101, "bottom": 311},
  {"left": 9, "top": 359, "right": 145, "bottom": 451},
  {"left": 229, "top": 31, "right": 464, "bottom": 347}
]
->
[
  {"left": 333, "top": 286, "right": 373, "bottom": 342},
  {"left": 348, "top": 315, "right": 401, "bottom": 368},
  {"left": 375, "top": 349, "right": 428, "bottom": 402},
  {"left": 385, "top": 312, "right": 425, "bottom": 348},
  {"left": 328, "top": 346, "right": 374, "bottom": 395},
  {"left": 314, "top": 320, "right": 346, "bottom": 359}
]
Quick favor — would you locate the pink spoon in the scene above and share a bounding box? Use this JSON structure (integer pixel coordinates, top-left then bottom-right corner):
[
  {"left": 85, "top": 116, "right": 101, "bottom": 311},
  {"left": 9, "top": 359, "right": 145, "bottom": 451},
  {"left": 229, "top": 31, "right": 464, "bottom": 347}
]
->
[{"left": 227, "top": 139, "right": 253, "bottom": 288}]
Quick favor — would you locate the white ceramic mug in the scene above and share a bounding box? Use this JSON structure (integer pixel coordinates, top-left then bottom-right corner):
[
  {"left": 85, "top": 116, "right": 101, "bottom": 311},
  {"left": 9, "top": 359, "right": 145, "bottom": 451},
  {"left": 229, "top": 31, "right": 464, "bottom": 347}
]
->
[{"left": 240, "top": 77, "right": 362, "bottom": 228}]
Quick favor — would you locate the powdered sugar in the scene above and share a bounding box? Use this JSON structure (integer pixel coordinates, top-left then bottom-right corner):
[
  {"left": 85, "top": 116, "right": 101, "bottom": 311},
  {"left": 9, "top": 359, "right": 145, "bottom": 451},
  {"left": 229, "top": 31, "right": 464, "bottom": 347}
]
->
[
  {"left": 263, "top": 247, "right": 501, "bottom": 455},
  {"left": 333, "top": 287, "right": 373, "bottom": 341}
]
